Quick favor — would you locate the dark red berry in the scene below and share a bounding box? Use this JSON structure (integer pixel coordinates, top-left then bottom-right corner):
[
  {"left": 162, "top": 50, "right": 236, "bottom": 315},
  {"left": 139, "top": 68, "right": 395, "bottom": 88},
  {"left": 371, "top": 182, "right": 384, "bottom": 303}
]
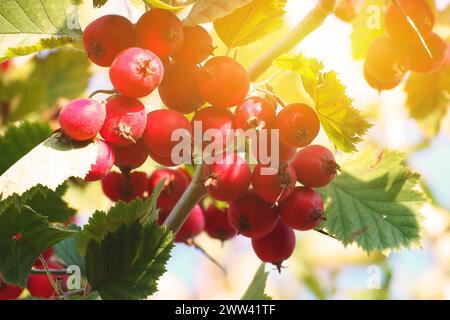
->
[
  {"left": 250, "top": 130, "right": 297, "bottom": 165},
  {"left": 27, "top": 263, "right": 67, "bottom": 299},
  {"left": 84, "top": 140, "right": 115, "bottom": 181},
  {"left": 172, "top": 25, "right": 214, "bottom": 64},
  {"left": 148, "top": 148, "right": 177, "bottom": 167},
  {"left": 158, "top": 204, "right": 205, "bottom": 243},
  {"left": 203, "top": 204, "right": 237, "bottom": 241},
  {"left": 235, "top": 97, "right": 277, "bottom": 131},
  {"left": 112, "top": 140, "right": 148, "bottom": 171},
  {"left": 148, "top": 168, "right": 188, "bottom": 211},
  {"left": 0, "top": 281, "right": 23, "bottom": 300},
  {"left": 101, "top": 171, "right": 148, "bottom": 202}
]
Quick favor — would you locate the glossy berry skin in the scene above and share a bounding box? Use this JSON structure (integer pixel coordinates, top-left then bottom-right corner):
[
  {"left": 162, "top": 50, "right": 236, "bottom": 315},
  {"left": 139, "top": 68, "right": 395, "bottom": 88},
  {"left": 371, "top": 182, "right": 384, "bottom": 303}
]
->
[
  {"left": 148, "top": 148, "right": 177, "bottom": 167},
  {"left": 204, "top": 204, "right": 237, "bottom": 241},
  {"left": 135, "top": 9, "right": 184, "bottom": 58},
  {"left": 250, "top": 130, "right": 297, "bottom": 165},
  {"left": 252, "top": 163, "right": 297, "bottom": 205},
  {"left": 59, "top": 98, "right": 105, "bottom": 141},
  {"left": 34, "top": 248, "right": 54, "bottom": 266},
  {"left": 228, "top": 191, "right": 279, "bottom": 239},
  {"left": 279, "top": 187, "right": 324, "bottom": 231},
  {"left": 251, "top": 222, "right": 295, "bottom": 269},
  {"left": 177, "top": 166, "right": 192, "bottom": 184},
  {"left": 85, "top": 140, "right": 115, "bottom": 181},
  {"left": 363, "top": 63, "right": 402, "bottom": 91},
  {"left": 409, "top": 33, "right": 447, "bottom": 74},
  {"left": 385, "top": 0, "right": 434, "bottom": 46},
  {"left": 112, "top": 140, "right": 148, "bottom": 171},
  {"left": 275, "top": 103, "right": 320, "bottom": 148},
  {"left": 27, "top": 263, "right": 67, "bottom": 299},
  {"left": 365, "top": 36, "right": 410, "bottom": 82},
  {"left": 334, "top": 0, "right": 357, "bottom": 22},
  {"left": 143, "top": 109, "right": 192, "bottom": 158},
  {"left": 292, "top": 145, "right": 338, "bottom": 188},
  {"left": 101, "top": 171, "right": 147, "bottom": 202},
  {"left": 235, "top": 97, "right": 276, "bottom": 131},
  {"left": 203, "top": 152, "right": 251, "bottom": 202},
  {"left": 172, "top": 25, "right": 214, "bottom": 64},
  {"left": 0, "top": 281, "right": 23, "bottom": 300},
  {"left": 148, "top": 168, "right": 188, "bottom": 211},
  {"left": 83, "top": 15, "right": 135, "bottom": 67},
  {"left": 100, "top": 96, "right": 147, "bottom": 147},
  {"left": 158, "top": 62, "right": 205, "bottom": 114},
  {"left": 110, "top": 47, "right": 164, "bottom": 98},
  {"left": 158, "top": 204, "right": 204, "bottom": 243},
  {"left": 198, "top": 56, "right": 249, "bottom": 108}
]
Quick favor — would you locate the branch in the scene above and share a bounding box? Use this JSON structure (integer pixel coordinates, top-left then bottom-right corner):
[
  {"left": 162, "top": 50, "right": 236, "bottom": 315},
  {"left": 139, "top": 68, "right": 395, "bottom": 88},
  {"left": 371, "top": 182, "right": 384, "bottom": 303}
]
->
[{"left": 248, "top": 0, "right": 337, "bottom": 81}]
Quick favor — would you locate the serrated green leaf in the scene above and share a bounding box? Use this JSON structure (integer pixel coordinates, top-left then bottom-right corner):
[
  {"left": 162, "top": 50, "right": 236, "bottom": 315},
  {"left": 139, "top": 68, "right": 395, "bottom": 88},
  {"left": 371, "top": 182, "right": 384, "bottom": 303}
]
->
[
  {"left": 54, "top": 225, "right": 86, "bottom": 276},
  {"left": 93, "top": 0, "right": 108, "bottom": 8},
  {"left": 0, "top": 205, "right": 75, "bottom": 287},
  {"left": 214, "top": 0, "right": 286, "bottom": 49},
  {"left": 184, "top": 0, "right": 252, "bottom": 25},
  {"left": 317, "top": 146, "right": 425, "bottom": 253},
  {"left": 241, "top": 263, "right": 271, "bottom": 300},
  {"left": 0, "top": 0, "right": 82, "bottom": 61}
]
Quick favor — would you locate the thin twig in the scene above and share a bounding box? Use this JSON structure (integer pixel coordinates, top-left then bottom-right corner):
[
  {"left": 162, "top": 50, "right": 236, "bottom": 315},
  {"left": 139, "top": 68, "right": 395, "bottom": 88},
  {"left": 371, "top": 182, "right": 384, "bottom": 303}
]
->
[
  {"left": 88, "top": 89, "right": 116, "bottom": 99},
  {"left": 39, "top": 255, "right": 60, "bottom": 296},
  {"left": 190, "top": 239, "right": 227, "bottom": 275},
  {"left": 314, "top": 229, "right": 337, "bottom": 239}
]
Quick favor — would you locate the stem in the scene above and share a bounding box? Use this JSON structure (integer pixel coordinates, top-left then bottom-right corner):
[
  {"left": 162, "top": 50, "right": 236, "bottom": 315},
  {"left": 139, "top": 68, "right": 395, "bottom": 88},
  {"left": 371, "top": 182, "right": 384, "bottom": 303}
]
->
[
  {"left": 39, "top": 255, "right": 60, "bottom": 296},
  {"left": 88, "top": 89, "right": 116, "bottom": 99},
  {"left": 248, "top": 0, "right": 337, "bottom": 81},
  {"left": 190, "top": 239, "right": 227, "bottom": 274}
]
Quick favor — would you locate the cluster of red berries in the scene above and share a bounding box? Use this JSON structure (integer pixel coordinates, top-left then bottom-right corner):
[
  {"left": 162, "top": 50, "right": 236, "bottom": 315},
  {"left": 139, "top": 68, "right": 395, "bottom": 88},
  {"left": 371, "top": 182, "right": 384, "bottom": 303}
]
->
[{"left": 364, "top": 0, "right": 448, "bottom": 91}]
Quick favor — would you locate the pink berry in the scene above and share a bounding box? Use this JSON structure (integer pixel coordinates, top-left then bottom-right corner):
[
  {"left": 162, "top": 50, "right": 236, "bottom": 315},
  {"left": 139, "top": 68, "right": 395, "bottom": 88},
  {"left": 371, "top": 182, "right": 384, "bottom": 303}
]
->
[{"left": 85, "top": 140, "right": 115, "bottom": 181}]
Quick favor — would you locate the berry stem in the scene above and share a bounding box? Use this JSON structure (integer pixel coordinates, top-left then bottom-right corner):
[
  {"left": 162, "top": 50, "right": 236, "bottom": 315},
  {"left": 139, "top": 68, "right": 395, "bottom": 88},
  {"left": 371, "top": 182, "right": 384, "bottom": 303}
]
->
[
  {"left": 189, "top": 239, "right": 227, "bottom": 274},
  {"left": 39, "top": 255, "right": 60, "bottom": 296},
  {"left": 248, "top": 0, "right": 337, "bottom": 81},
  {"left": 88, "top": 89, "right": 117, "bottom": 98}
]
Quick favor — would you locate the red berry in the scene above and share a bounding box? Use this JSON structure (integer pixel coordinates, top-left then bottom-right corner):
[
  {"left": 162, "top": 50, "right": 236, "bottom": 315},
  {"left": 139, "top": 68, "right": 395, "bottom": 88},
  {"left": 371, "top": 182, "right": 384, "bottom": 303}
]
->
[
  {"left": 292, "top": 145, "right": 339, "bottom": 188},
  {"left": 365, "top": 36, "right": 410, "bottom": 82},
  {"left": 158, "top": 204, "right": 205, "bottom": 243},
  {"left": 228, "top": 191, "right": 279, "bottom": 238},
  {"left": 148, "top": 168, "right": 188, "bottom": 211},
  {"left": 279, "top": 187, "right": 324, "bottom": 231},
  {"left": 27, "top": 263, "right": 67, "bottom": 299},
  {"left": 148, "top": 148, "right": 177, "bottom": 167},
  {"left": 59, "top": 98, "right": 105, "bottom": 141},
  {"left": 275, "top": 103, "right": 320, "bottom": 148},
  {"left": 334, "top": 0, "right": 358, "bottom": 22},
  {"left": 0, "top": 60, "right": 12, "bottom": 72},
  {"left": 110, "top": 47, "right": 164, "bottom": 98},
  {"left": 101, "top": 171, "right": 148, "bottom": 202},
  {"left": 251, "top": 163, "right": 297, "bottom": 205},
  {"left": 143, "top": 109, "right": 192, "bottom": 158},
  {"left": 172, "top": 25, "right": 214, "bottom": 64},
  {"left": 84, "top": 140, "right": 115, "bottom": 181},
  {"left": 177, "top": 166, "right": 192, "bottom": 184},
  {"left": 203, "top": 204, "right": 237, "bottom": 241},
  {"left": 100, "top": 96, "right": 147, "bottom": 147},
  {"left": 198, "top": 56, "right": 249, "bottom": 108},
  {"left": 251, "top": 221, "right": 295, "bottom": 269},
  {"left": 203, "top": 152, "right": 251, "bottom": 202},
  {"left": 409, "top": 33, "right": 447, "bottom": 74},
  {"left": 235, "top": 97, "right": 276, "bottom": 131},
  {"left": 135, "top": 9, "right": 184, "bottom": 58},
  {"left": 250, "top": 130, "right": 296, "bottom": 165},
  {"left": 112, "top": 140, "right": 148, "bottom": 171},
  {"left": 0, "top": 281, "right": 23, "bottom": 300},
  {"left": 363, "top": 63, "right": 402, "bottom": 91},
  {"left": 83, "top": 15, "right": 135, "bottom": 67},
  {"left": 33, "top": 248, "right": 54, "bottom": 266},
  {"left": 385, "top": 0, "right": 434, "bottom": 46},
  {"left": 158, "top": 62, "right": 205, "bottom": 114}
]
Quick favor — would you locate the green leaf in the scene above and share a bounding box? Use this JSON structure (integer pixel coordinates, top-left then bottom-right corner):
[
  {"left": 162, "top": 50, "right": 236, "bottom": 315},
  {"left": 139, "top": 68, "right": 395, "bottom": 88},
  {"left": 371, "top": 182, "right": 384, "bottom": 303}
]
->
[
  {"left": 144, "top": 0, "right": 196, "bottom": 11},
  {"left": 0, "top": 205, "right": 75, "bottom": 286},
  {"left": 241, "top": 263, "right": 271, "bottom": 300},
  {"left": 0, "top": 0, "right": 82, "bottom": 61},
  {"left": 54, "top": 225, "right": 86, "bottom": 276},
  {"left": 214, "top": 0, "right": 286, "bottom": 49},
  {"left": 274, "top": 54, "right": 371, "bottom": 152},
  {"left": 317, "top": 146, "right": 425, "bottom": 253},
  {"left": 184, "top": 0, "right": 252, "bottom": 25},
  {"left": 93, "top": 0, "right": 108, "bottom": 8},
  {"left": 0, "top": 121, "right": 51, "bottom": 175},
  {"left": 0, "top": 132, "right": 98, "bottom": 201}
]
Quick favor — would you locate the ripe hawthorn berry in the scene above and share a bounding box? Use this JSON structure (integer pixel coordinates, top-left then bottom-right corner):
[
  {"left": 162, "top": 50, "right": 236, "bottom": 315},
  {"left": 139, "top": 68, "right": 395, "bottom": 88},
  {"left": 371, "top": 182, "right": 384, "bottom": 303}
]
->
[
  {"left": 158, "top": 62, "right": 205, "bottom": 114},
  {"left": 100, "top": 95, "right": 147, "bottom": 147},
  {"left": 409, "top": 33, "right": 447, "bottom": 74},
  {"left": 365, "top": 36, "right": 410, "bottom": 82},
  {"left": 0, "top": 281, "right": 23, "bottom": 300},
  {"left": 83, "top": 15, "right": 135, "bottom": 67},
  {"left": 204, "top": 204, "right": 237, "bottom": 242},
  {"left": 279, "top": 186, "right": 324, "bottom": 231},
  {"left": 228, "top": 190, "right": 279, "bottom": 239},
  {"left": 33, "top": 248, "right": 54, "bottom": 266},
  {"left": 251, "top": 221, "right": 295, "bottom": 270},
  {"left": 0, "top": 60, "right": 12, "bottom": 72},
  {"left": 363, "top": 64, "right": 402, "bottom": 91},
  {"left": 101, "top": 171, "right": 147, "bottom": 202},
  {"left": 275, "top": 103, "right": 320, "bottom": 148},
  {"left": 112, "top": 140, "right": 148, "bottom": 172},
  {"left": 59, "top": 98, "right": 105, "bottom": 141},
  {"left": 143, "top": 109, "right": 192, "bottom": 158},
  {"left": 198, "top": 56, "right": 249, "bottom": 108},
  {"left": 172, "top": 25, "right": 214, "bottom": 64},
  {"left": 177, "top": 166, "right": 192, "bottom": 184},
  {"left": 203, "top": 152, "right": 251, "bottom": 202},
  {"left": 110, "top": 47, "right": 164, "bottom": 98},
  {"left": 148, "top": 148, "right": 177, "bottom": 167},
  {"left": 251, "top": 163, "right": 297, "bottom": 205},
  {"left": 250, "top": 130, "right": 297, "bottom": 165},
  {"left": 135, "top": 9, "right": 184, "bottom": 58},
  {"left": 235, "top": 97, "right": 276, "bottom": 131},
  {"left": 27, "top": 263, "right": 67, "bottom": 299},
  {"left": 292, "top": 145, "right": 339, "bottom": 188},
  {"left": 148, "top": 168, "right": 189, "bottom": 211},
  {"left": 84, "top": 140, "right": 115, "bottom": 181},
  {"left": 385, "top": 0, "right": 434, "bottom": 46},
  {"left": 334, "top": 0, "right": 358, "bottom": 22},
  {"left": 158, "top": 204, "right": 205, "bottom": 243}
]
